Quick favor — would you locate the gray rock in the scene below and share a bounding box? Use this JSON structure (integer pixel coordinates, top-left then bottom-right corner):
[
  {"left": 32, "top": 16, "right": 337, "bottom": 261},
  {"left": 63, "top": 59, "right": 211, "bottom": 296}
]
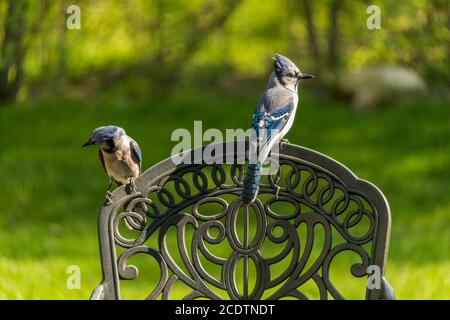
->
[{"left": 335, "top": 65, "right": 427, "bottom": 110}]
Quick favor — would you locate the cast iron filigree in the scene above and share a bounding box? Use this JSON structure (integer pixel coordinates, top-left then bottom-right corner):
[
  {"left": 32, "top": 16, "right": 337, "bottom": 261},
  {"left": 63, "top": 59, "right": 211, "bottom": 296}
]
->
[{"left": 90, "top": 141, "right": 393, "bottom": 300}]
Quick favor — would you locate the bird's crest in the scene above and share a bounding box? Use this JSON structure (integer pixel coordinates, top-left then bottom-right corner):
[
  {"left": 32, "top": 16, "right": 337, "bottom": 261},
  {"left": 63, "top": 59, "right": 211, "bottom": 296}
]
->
[
  {"left": 272, "top": 54, "right": 299, "bottom": 77},
  {"left": 91, "top": 125, "right": 120, "bottom": 143}
]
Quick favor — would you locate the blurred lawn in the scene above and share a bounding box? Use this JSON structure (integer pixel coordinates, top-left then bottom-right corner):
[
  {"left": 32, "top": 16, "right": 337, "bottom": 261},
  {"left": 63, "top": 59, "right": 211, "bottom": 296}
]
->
[{"left": 0, "top": 89, "right": 449, "bottom": 299}]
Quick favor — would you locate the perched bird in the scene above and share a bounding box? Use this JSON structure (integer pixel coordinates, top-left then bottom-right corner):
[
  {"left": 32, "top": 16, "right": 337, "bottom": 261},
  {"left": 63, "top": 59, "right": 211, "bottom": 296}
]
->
[
  {"left": 82, "top": 125, "right": 142, "bottom": 201},
  {"left": 242, "top": 54, "right": 313, "bottom": 204}
]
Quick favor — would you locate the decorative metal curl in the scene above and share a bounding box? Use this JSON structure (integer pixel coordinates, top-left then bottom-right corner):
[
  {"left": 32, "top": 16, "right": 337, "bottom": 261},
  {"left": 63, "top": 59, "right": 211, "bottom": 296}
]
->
[{"left": 100, "top": 147, "right": 388, "bottom": 300}]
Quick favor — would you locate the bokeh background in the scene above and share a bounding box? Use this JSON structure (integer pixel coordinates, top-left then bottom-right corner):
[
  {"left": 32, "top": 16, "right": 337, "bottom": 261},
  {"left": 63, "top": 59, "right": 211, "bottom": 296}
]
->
[{"left": 0, "top": 0, "right": 449, "bottom": 299}]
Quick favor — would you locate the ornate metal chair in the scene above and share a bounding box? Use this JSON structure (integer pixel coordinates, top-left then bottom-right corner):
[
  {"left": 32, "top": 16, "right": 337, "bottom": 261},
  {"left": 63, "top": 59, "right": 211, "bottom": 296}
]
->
[{"left": 91, "top": 141, "right": 394, "bottom": 300}]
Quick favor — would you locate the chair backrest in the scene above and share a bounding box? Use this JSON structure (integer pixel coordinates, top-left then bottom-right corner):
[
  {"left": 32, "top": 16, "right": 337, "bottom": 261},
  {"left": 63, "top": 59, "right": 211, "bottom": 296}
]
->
[{"left": 91, "top": 141, "right": 392, "bottom": 300}]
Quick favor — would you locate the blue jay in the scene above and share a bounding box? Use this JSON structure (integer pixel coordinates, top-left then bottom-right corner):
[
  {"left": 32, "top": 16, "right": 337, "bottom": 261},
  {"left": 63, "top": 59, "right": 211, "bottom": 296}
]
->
[
  {"left": 242, "top": 54, "right": 313, "bottom": 204},
  {"left": 82, "top": 125, "right": 142, "bottom": 202}
]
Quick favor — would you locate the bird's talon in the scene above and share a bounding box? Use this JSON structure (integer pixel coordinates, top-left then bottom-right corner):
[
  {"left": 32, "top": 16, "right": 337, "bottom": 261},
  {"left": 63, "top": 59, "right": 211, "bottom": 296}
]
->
[
  {"left": 127, "top": 179, "right": 138, "bottom": 193},
  {"left": 280, "top": 138, "right": 290, "bottom": 149},
  {"left": 104, "top": 193, "right": 113, "bottom": 205}
]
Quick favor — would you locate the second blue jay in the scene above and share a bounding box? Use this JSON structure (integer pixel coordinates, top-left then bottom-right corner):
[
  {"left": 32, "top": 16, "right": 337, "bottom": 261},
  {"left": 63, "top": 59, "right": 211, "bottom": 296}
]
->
[
  {"left": 82, "top": 125, "right": 142, "bottom": 201},
  {"left": 242, "top": 54, "right": 313, "bottom": 204}
]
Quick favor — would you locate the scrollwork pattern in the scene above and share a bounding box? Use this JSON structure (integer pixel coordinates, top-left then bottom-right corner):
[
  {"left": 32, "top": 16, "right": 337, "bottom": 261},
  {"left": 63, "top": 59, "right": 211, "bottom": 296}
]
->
[{"left": 112, "top": 157, "right": 379, "bottom": 300}]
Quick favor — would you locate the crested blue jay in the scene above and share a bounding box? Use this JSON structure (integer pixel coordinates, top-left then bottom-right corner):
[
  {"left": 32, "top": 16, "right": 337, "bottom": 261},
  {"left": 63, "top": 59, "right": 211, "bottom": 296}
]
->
[
  {"left": 82, "top": 125, "right": 142, "bottom": 202},
  {"left": 242, "top": 54, "right": 313, "bottom": 204}
]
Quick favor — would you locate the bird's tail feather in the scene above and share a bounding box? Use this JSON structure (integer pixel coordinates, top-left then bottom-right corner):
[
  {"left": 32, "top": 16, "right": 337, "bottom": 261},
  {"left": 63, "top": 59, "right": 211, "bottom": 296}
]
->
[{"left": 242, "top": 162, "right": 263, "bottom": 204}]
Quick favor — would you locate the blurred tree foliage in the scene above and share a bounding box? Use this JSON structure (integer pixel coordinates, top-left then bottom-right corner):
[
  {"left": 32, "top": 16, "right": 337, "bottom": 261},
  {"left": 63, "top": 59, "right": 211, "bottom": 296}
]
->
[
  {"left": 0, "top": 0, "right": 27, "bottom": 102},
  {"left": 0, "top": 0, "right": 448, "bottom": 103}
]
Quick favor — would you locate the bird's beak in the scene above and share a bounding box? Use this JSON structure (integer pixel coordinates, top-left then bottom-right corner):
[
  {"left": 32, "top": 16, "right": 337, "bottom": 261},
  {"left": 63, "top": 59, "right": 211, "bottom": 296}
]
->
[
  {"left": 298, "top": 73, "right": 314, "bottom": 80},
  {"left": 81, "top": 139, "right": 94, "bottom": 147}
]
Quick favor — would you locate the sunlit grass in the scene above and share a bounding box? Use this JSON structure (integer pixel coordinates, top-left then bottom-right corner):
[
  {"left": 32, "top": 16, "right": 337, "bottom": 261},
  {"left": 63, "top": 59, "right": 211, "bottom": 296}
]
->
[{"left": 0, "top": 89, "right": 449, "bottom": 299}]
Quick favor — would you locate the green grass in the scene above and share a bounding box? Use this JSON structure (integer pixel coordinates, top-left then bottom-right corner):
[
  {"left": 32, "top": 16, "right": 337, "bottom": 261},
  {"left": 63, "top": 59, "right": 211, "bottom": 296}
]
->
[{"left": 0, "top": 88, "right": 449, "bottom": 299}]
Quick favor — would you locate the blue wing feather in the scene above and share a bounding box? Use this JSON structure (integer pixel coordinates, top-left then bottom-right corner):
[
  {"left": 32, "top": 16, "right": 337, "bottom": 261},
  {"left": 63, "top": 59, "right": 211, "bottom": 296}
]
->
[
  {"left": 243, "top": 90, "right": 294, "bottom": 204},
  {"left": 251, "top": 105, "right": 291, "bottom": 146}
]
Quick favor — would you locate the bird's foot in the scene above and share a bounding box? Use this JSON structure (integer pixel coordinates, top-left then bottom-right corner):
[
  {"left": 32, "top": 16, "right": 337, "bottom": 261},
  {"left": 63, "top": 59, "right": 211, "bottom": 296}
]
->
[
  {"left": 127, "top": 179, "right": 138, "bottom": 193},
  {"left": 104, "top": 191, "right": 113, "bottom": 206},
  {"left": 280, "top": 138, "right": 290, "bottom": 149}
]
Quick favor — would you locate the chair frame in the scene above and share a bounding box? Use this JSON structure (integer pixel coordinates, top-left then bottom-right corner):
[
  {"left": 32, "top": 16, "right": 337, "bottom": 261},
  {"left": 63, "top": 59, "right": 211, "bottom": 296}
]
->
[{"left": 91, "top": 141, "right": 394, "bottom": 300}]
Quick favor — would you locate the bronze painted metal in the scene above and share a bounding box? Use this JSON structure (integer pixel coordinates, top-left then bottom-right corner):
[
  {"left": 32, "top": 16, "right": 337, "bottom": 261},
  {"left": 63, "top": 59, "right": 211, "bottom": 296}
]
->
[{"left": 90, "top": 141, "right": 394, "bottom": 300}]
